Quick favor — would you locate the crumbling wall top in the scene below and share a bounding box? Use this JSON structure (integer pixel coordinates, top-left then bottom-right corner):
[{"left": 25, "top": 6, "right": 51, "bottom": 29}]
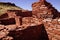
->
[{"left": 39, "top": 0, "right": 46, "bottom": 2}]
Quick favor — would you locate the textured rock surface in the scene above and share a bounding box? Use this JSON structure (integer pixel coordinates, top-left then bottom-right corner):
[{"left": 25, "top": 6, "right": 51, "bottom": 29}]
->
[
  {"left": 32, "top": 0, "right": 59, "bottom": 19},
  {"left": 0, "top": 0, "right": 60, "bottom": 40},
  {"left": 43, "top": 18, "right": 60, "bottom": 40}
]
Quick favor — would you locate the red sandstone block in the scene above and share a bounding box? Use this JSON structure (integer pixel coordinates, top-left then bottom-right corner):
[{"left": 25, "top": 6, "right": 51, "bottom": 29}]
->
[
  {"left": 54, "top": 35, "right": 60, "bottom": 40},
  {"left": 0, "top": 31, "right": 6, "bottom": 39},
  {"left": 0, "top": 25, "right": 5, "bottom": 30},
  {"left": 53, "top": 30, "right": 60, "bottom": 35},
  {"left": 48, "top": 35, "right": 52, "bottom": 40},
  {"left": 58, "top": 19, "right": 60, "bottom": 24},
  {"left": 46, "top": 29, "right": 53, "bottom": 34},
  {"left": 58, "top": 22, "right": 60, "bottom": 24},
  {"left": 51, "top": 19, "right": 58, "bottom": 25},
  {"left": 48, "top": 27, "right": 53, "bottom": 30},
  {"left": 2, "top": 36, "right": 13, "bottom": 40},
  {"left": 56, "top": 29, "right": 60, "bottom": 32},
  {"left": 52, "top": 37, "right": 57, "bottom": 40},
  {"left": 6, "top": 25, "right": 16, "bottom": 31},
  {"left": 48, "top": 32, "right": 54, "bottom": 38},
  {"left": 56, "top": 25, "right": 60, "bottom": 29},
  {"left": 49, "top": 24, "right": 55, "bottom": 28}
]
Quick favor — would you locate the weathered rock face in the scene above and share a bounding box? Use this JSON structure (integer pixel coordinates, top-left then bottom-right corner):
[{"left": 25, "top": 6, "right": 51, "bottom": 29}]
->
[{"left": 32, "top": 0, "right": 59, "bottom": 19}]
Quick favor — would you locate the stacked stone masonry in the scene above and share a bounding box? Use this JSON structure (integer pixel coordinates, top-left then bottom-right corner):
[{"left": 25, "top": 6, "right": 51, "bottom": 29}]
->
[
  {"left": 32, "top": 0, "right": 59, "bottom": 19},
  {"left": 0, "top": 0, "right": 60, "bottom": 40},
  {"left": 43, "top": 18, "right": 60, "bottom": 40},
  {"left": 0, "top": 18, "right": 60, "bottom": 40}
]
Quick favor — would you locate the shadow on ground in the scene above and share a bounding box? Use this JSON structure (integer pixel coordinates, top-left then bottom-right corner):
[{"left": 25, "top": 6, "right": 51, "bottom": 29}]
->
[{"left": 8, "top": 24, "right": 49, "bottom": 40}]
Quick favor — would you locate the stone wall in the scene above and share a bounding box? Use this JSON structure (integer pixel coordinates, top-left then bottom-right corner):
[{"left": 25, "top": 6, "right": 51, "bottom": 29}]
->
[
  {"left": 7, "top": 10, "right": 32, "bottom": 17},
  {"left": 0, "top": 0, "right": 60, "bottom": 40},
  {"left": 42, "top": 18, "right": 60, "bottom": 40},
  {"left": 31, "top": 0, "right": 60, "bottom": 39},
  {"left": 0, "top": 17, "right": 60, "bottom": 40},
  {"left": 32, "top": 0, "right": 59, "bottom": 19},
  {"left": 22, "top": 17, "right": 60, "bottom": 40}
]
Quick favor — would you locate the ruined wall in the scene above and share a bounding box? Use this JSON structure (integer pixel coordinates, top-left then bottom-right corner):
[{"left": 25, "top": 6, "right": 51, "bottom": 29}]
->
[
  {"left": 0, "top": 17, "right": 60, "bottom": 40},
  {"left": 42, "top": 18, "right": 60, "bottom": 40},
  {"left": 0, "top": 10, "right": 32, "bottom": 26},
  {"left": 32, "top": 0, "right": 60, "bottom": 40},
  {"left": 22, "top": 18, "right": 60, "bottom": 40},
  {"left": 0, "top": 0, "right": 60, "bottom": 40},
  {"left": 32, "top": 0, "right": 59, "bottom": 19},
  {"left": 7, "top": 10, "right": 32, "bottom": 17}
]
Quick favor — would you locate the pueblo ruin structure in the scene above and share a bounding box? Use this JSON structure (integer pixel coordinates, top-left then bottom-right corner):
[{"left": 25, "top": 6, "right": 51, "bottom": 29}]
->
[{"left": 0, "top": 0, "right": 60, "bottom": 40}]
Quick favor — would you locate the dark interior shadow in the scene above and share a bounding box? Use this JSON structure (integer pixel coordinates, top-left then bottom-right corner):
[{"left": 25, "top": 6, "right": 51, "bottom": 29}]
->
[
  {"left": 39, "top": 24, "right": 49, "bottom": 40},
  {"left": 7, "top": 24, "right": 49, "bottom": 40}
]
